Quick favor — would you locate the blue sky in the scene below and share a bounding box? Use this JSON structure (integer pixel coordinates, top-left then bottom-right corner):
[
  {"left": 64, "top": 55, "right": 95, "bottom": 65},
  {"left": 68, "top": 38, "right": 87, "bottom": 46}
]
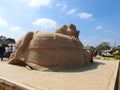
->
[{"left": 0, "top": 0, "right": 120, "bottom": 46}]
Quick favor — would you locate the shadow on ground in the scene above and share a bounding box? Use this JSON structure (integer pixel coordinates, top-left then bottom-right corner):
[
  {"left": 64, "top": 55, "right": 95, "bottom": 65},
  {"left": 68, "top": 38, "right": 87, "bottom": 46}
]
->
[
  {"left": 1, "top": 59, "right": 106, "bottom": 73},
  {"left": 43, "top": 61, "right": 105, "bottom": 73}
]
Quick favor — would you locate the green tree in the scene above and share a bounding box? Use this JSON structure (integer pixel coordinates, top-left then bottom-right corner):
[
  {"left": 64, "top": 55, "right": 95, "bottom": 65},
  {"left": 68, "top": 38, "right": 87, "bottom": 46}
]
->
[
  {"left": 96, "top": 42, "right": 111, "bottom": 51},
  {"left": 0, "top": 35, "right": 16, "bottom": 46}
]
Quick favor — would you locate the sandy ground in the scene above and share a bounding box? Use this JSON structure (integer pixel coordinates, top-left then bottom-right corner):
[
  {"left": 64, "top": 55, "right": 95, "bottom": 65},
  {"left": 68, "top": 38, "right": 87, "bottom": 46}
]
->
[
  {"left": 0, "top": 59, "right": 119, "bottom": 90},
  {"left": 118, "top": 64, "right": 120, "bottom": 90}
]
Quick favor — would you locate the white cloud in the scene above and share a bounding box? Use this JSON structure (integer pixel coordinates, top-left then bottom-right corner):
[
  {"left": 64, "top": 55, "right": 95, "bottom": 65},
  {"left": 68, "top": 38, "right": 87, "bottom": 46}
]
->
[
  {"left": 79, "top": 12, "right": 92, "bottom": 19},
  {"left": 32, "top": 18, "right": 57, "bottom": 29},
  {"left": 95, "top": 25, "right": 102, "bottom": 30},
  {"left": 54, "top": 1, "right": 67, "bottom": 11},
  {"left": 10, "top": 26, "right": 22, "bottom": 31},
  {"left": 57, "top": 1, "right": 67, "bottom": 10},
  {"left": 95, "top": 25, "right": 111, "bottom": 33},
  {"left": 68, "top": 9, "right": 76, "bottom": 15},
  {"left": 0, "top": 18, "right": 8, "bottom": 27},
  {"left": 24, "top": 0, "right": 52, "bottom": 8},
  {"left": 62, "top": 4, "right": 67, "bottom": 10}
]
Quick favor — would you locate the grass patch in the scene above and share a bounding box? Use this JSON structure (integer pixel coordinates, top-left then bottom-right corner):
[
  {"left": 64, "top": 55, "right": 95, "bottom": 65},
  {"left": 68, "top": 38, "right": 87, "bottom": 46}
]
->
[
  {"left": 94, "top": 56, "right": 119, "bottom": 60},
  {"left": 114, "top": 55, "right": 120, "bottom": 60}
]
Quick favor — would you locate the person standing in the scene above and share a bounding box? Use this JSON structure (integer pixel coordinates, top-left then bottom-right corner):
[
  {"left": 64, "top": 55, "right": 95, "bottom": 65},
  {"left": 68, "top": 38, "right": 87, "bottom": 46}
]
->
[
  {"left": 0, "top": 44, "right": 5, "bottom": 61},
  {"left": 5, "top": 46, "right": 9, "bottom": 58},
  {"left": 8, "top": 46, "right": 13, "bottom": 58}
]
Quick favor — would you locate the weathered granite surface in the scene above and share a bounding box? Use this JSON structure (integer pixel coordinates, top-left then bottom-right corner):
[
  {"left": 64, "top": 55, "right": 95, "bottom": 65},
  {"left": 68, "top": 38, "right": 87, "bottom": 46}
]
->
[{"left": 9, "top": 24, "right": 92, "bottom": 70}]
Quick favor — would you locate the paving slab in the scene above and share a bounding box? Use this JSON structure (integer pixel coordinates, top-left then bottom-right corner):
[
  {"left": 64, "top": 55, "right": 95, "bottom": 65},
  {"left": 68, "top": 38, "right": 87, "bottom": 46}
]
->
[{"left": 0, "top": 60, "right": 119, "bottom": 90}]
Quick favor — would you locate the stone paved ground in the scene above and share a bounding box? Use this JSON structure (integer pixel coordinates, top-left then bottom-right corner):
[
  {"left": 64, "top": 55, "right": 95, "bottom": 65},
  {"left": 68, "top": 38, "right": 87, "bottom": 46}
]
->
[{"left": 0, "top": 59, "right": 119, "bottom": 90}]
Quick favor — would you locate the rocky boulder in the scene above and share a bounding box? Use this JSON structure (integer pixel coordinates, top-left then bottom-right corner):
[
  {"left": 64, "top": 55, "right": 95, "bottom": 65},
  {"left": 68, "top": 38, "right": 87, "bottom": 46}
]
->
[
  {"left": 9, "top": 24, "right": 92, "bottom": 70},
  {"left": 113, "top": 50, "right": 120, "bottom": 55},
  {"left": 55, "top": 24, "right": 79, "bottom": 39}
]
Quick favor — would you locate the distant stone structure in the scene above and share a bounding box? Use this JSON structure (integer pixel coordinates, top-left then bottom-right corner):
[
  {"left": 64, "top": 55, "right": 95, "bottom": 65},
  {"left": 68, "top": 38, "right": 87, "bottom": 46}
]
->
[{"left": 9, "top": 24, "right": 92, "bottom": 70}]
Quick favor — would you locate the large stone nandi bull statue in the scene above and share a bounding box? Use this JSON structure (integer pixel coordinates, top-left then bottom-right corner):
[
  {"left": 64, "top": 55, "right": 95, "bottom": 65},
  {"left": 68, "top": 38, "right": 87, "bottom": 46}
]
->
[{"left": 9, "top": 24, "right": 93, "bottom": 70}]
